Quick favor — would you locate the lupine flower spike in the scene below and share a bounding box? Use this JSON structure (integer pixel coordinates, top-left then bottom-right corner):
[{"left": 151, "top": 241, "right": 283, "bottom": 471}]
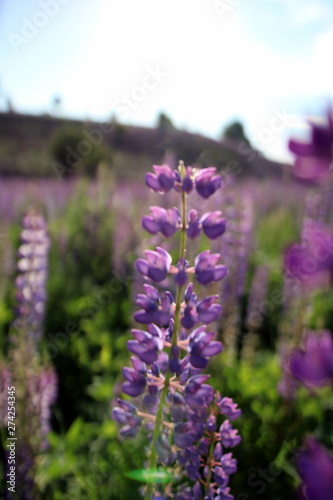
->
[{"left": 113, "top": 162, "right": 241, "bottom": 499}]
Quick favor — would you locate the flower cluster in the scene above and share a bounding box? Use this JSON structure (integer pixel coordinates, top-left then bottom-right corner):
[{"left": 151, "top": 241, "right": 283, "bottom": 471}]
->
[
  {"left": 14, "top": 209, "right": 50, "bottom": 341},
  {"left": 113, "top": 162, "right": 241, "bottom": 499},
  {"left": 5, "top": 209, "right": 57, "bottom": 498}
]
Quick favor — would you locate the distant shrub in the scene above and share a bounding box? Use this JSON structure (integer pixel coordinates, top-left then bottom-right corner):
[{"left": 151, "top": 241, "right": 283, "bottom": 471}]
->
[{"left": 49, "top": 125, "right": 112, "bottom": 178}]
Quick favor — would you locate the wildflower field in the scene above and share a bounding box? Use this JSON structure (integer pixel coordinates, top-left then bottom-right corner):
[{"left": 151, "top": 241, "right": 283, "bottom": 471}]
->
[{"left": 1, "top": 118, "right": 333, "bottom": 500}]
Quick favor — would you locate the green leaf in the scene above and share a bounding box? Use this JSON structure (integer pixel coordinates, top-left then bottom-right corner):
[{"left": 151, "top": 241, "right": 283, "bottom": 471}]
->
[{"left": 125, "top": 468, "right": 173, "bottom": 483}]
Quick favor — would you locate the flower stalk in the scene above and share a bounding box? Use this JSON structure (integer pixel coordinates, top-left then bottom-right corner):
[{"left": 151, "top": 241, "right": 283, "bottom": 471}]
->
[{"left": 113, "top": 162, "right": 241, "bottom": 499}]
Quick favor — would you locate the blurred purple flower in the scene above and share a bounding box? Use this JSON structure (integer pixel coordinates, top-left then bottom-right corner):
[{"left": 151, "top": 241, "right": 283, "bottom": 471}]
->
[
  {"left": 297, "top": 436, "right": 333, "bottom": 500},
  {"left": 288, "top": 109, "right": 333, "bottom": 183},
  {"left": 290, "top": 331, "right": 333, "bottom": 387}
]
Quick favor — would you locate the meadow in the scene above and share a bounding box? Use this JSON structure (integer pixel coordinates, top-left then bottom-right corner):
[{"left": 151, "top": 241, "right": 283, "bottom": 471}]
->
[{"left": 0, "top": 158, "right": 332, "bottom": 499}]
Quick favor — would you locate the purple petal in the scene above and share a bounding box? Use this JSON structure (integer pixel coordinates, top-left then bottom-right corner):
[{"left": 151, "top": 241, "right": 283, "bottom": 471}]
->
[
  {"left": 136, "top": 258, "right": 149, "bottom": 276},
  {"left": 142, "top": 216, "right": 160, "bottom": 234},
  {"left": 145, "top": 172, "right": 160, "bottom": 191},
  {"left": 213, "top": 265, "right": 228, "bottom": 281},
  {"left": 201, "top": 341, "right": 223, "bottom": 357}
]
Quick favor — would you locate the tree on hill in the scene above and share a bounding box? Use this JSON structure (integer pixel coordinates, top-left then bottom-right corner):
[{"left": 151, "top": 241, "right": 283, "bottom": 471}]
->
[
  {"left": 222, "top": 120, "right": 250, "bottom": 144},
  {"left": 157, "top": 112, "right": 175, "bottom": 132}
]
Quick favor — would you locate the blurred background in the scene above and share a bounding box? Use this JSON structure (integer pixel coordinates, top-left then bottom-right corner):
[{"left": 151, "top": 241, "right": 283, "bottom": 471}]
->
[{"left": 0, "top": 1, "right": 333, "bottom": 499}]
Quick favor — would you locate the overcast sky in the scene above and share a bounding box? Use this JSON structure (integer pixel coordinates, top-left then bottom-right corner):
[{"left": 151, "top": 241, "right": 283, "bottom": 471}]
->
[{"left": 1, "top": 0, "right": 333, "bottom": 161}]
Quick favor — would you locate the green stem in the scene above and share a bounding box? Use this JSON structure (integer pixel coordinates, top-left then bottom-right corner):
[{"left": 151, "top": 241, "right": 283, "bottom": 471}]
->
[
  {"left": 205, "top": 433, "right": 216, "bottom": 496},
  {"left": 144, "top": 165, "right": 187, "bottom": 500}
]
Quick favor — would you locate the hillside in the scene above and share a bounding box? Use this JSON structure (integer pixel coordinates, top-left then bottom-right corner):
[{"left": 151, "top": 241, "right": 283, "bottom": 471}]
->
[{"left": 0, "top": 111, "right": 288, "bottom": 179}]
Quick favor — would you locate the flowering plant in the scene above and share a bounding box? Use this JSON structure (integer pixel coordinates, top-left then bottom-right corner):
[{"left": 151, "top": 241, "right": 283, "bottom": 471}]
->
[{"left": 113, "top": 162, "right": 241, "bottom": 499}]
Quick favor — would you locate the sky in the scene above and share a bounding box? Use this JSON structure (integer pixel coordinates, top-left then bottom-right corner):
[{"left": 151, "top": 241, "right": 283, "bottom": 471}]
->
[{"left": 0, "top": 0, "right": 333, "bottom": 162}]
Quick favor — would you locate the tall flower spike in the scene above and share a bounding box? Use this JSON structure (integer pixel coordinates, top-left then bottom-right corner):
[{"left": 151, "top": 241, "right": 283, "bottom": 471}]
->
[{"left": 113, "top": 162, "right": 241, "bottom": 499}]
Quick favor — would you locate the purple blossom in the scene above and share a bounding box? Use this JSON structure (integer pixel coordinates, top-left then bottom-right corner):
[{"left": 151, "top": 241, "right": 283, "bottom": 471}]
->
[
  {"left": 220, "top": 420, "right": 242, "bottom": 448},
  {"left": 127, "top": 328, "right": 163, "bottom": 364},
  {"left": 218, "top": 397, "right": 242, "bottom": 421},
  {"left": 136, "top": 247, "right": 172, "bottom": 283},
  {"left": 201, "top": 212, "right": 227, "bottom": 239},
  {"left": 134, "top": 284, "right": 172, "bottom": 327},
  {"left": 14, "top": 209, "right": 50, "bottom": 341},
  {"left": 297, "top": 436, "right": 333, "bottom": 500},
  {"left": 112, "top": 399, "right": 142, "bottom": 438},
  {"left": 187, "top": 210, "right": 227, "bottom": 240},
  {"left": 290, "top": 331, "right": 333, "bottom": 387},
  {"left": 288, "top": 109, "right": 333, "bottom": 183},
  {"left": 188, "top": 326, "right": 223, "bottom": 369},
  {"left": 221, "top": 453, "right": 238, "bottom": 475},
  {"left": 194, "top": 167, "right": 222, "bottom": 199},
  {"left": 195, "top": 250, "right": 228, "bottom": 285},
  {"left": 187, "top": 210, "right": 201, "bottom": 239},
  {"left": 113, "top": 163, "right": 240, "bottom": 498},
  {"left": 174, "top": 258, "right": 189, "bottom": 287},
  {"left": 146, "top": 164, "right": 175, "bottom": 193},
  {"left": 142, "top": 206, "right": 181, "bottom": 237},
  {"left": 122, "top": 366, "right": 147, "bottom": 397},
  {"left": 181, "top": 288, "right": 221, "bottom": 330}
]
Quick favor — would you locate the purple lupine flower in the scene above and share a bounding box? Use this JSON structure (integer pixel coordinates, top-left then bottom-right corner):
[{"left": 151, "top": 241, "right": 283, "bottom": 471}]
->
[
  {"left": 14, "top": 209, "right": 50, "bottom": 341},
  {"left": 188, "top": 326, "right": 223, "bottom": 368},
  {"left": 290, "top": 330, "right": 333, "bottom": 387},
  {"left": 134, "top": 284, "right": 172, "bottom": 326},
  {"left": 220, "top": 420, "right": 242, "bottom": 448},
  {"left": 146, "top": 164, "right": 175, "bottom": 193},
  {"left": 181, "top": 284, "right": 221, "bottom": 330},
  {"left": 201, "top": 212, "right": 227, "bottom": 239},
  {"left": 8, "top": 210, "right": 57, "bottom": 497},
  {"left": 245, "top": 265, "right": 270, "bottom": 330},
  {"left": 221, "top": 453, "right": 238, "bottom": 475},
  {"left": 114, "top": 162, "right": 240, "bottom": 498},
  {"left": 174, "top": 258, "right": 189, "bottom": 287},
  {"left": 127, "top": 328, "right": 163, "bottom": 364},
  {"left": 195, "top": 250, "right": 228, "bottom": 285},
  {"left": 296, "top": 436, "right": 333, "bottom": 500},
  {"left": 187, "top": 210, "right": 201, "bottom": 239},
  {"left": 136, "top": 247, "right": 172, "bottom": 283},
  {"left": 194, "top": 167, "right": 222, "bottom": 199},
  {"left": 187, "top": 210, "right": 227, "bottom": 240},
  {"left": 218, "top": 396, "right": 242, "bottom": 421},
  {"left": 142, "top": 206, "right": 181, "bottom": 237},
  {"left": 288, "top": 109, "right": 333, "bottom": 182},
  {"left": 176, "top": 395, "right": 241, "bottom": 499},
  {"left": 122, "top": 365, "right": 147, "bottom": 397},
  {"left": 36, "top": 368, "right": 58, "bottom": 451},
  {"left": 112, "top": 399, "right": 142, "bottom": 438},
  {"left": 284, "top": 235, "right": 333, "bottom": 292}
]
